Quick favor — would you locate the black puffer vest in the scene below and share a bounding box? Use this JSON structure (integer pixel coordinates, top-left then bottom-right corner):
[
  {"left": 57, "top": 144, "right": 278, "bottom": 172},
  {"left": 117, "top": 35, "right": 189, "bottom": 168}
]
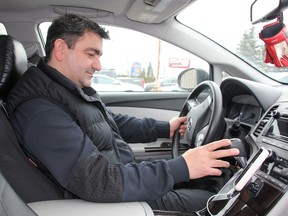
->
[{"left": 6, "top": 60, "right": 135, "bottom": 164}]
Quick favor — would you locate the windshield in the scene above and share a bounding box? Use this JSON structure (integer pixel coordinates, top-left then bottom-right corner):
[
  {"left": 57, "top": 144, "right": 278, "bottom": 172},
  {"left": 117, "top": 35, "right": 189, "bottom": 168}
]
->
[{"left": 177, "top": 0, "right": 288, "bottom": 84}]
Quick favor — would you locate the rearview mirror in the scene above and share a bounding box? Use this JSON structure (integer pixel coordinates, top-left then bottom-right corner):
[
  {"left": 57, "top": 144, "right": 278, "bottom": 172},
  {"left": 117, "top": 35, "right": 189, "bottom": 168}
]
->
[
  {"left": 250, "top": 0, "right": 288, "bottom": 24},
  {"left": 177, "top": 68, "right": 209, "bottom": 90}
]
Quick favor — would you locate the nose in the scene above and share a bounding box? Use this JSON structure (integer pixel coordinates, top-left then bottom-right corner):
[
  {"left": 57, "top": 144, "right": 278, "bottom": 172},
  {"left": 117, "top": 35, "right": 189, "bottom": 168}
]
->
[{"left": 92, "top": 58, "right": 102, "bottom": 72}]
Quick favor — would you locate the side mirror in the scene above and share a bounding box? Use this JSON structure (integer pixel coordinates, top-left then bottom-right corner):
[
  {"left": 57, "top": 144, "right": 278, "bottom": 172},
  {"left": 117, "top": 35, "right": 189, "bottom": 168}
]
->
[
  {"left": 250, "top": 0, "right": 288, "bottom": 24},
  {"left": 177, "top": 68, "right": 209, "bottom": 90}
]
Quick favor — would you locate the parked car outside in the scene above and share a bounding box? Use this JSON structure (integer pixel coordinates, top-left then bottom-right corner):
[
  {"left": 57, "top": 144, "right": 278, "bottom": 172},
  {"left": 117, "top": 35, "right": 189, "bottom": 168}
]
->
[
  {"left": 91, "top": 74, "right": 144, "bottom": 92},
  {"left": 97, "top": 69, "right": 117, "bottom": 79},
  {"left": 118, "top": 77, "right": 145, "bottom": 88},
  {"left": 144, "top": 77, "right": 179, "bottom": 91}
]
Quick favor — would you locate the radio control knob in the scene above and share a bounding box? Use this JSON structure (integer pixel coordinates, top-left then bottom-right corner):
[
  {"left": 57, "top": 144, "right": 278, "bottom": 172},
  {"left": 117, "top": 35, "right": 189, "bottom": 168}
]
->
[{"left": 266, "top": 149, "right": 277, "bottom": 163}]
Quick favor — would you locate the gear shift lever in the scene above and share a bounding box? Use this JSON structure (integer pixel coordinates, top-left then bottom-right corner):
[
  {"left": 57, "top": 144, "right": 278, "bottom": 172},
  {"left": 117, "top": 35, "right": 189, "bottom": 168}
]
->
[{"left": 230, "top": 138, "right": 247, "bottom": 168}]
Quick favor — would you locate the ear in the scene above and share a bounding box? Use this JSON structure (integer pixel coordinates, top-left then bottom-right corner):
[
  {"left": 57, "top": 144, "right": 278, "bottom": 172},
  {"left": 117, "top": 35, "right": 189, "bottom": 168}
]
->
[{"left": 53, "top": 39, "right": 67, "bottom": 61}]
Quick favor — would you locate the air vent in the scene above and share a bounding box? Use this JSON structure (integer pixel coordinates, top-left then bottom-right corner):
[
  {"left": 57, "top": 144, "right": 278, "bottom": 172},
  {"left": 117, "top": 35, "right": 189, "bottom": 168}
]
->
[{"left": 253, "top": 105, "right": 278, "bottom": 137}]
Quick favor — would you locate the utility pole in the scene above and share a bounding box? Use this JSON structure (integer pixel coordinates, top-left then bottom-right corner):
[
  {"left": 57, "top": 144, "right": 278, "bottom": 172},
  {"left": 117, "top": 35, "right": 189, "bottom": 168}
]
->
[{"left": 155, "top": 39, "right": 161, "bottom": 90}]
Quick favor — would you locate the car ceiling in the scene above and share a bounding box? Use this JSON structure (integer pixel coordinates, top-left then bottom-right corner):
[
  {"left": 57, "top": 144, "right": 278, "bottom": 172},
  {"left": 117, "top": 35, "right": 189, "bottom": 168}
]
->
[{"left": 0, "top": 0, "right": 192, "bottom": 24}]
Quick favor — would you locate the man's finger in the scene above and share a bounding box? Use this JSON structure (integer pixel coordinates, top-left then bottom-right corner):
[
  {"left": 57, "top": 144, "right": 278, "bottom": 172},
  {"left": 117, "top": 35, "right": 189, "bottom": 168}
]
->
[
  {"left": 211, "top": 159, "right": 230, "bottom": 168},
  {"left": 205, "top": 139, "right": 231, "bottom": 151},
  {"left": 211, "top": 148, "right": 240, "bottom": 159}
]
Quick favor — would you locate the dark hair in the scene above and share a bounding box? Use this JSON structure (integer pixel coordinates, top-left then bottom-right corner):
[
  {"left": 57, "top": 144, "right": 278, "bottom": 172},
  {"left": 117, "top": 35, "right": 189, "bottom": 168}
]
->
[{"left": 45, "top": 13, "right": 110, "bottom": 61}]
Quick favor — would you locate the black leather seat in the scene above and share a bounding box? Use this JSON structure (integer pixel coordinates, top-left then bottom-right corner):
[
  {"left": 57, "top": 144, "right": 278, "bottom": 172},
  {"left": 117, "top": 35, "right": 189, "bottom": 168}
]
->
[
  {"left": 0, "top": 35, "right": 27, "bottom": 101},
  {"left": 0, "top": 35, "right": 64, "bottom": 203}
]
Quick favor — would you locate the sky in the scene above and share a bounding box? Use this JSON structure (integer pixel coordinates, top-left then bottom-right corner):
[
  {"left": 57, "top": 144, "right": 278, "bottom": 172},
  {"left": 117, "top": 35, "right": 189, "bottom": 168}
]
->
[{"left": 177, "top": 0, "right": 256, "bottom": 51}]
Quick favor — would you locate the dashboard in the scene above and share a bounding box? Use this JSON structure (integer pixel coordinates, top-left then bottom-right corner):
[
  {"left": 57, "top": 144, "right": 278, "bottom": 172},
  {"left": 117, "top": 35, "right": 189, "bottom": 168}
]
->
[{"left": 226, "top": 95, "right": 262, "bottom": 125}]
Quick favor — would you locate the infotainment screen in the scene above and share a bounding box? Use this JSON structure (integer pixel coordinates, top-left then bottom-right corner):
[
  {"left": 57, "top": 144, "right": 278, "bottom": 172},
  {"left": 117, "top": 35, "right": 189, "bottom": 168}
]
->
[{"left": 265, "top": 116, "right": 288, "bottom": 142}]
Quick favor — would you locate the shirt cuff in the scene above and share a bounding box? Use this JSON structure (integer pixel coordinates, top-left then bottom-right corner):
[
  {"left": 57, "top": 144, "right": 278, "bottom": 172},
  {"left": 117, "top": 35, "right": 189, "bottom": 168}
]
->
[
  {"left": 156, "top": 121, "right": 170, "bottom": 138},
  {"left": 167, "top": 156, "right": 189, "bottom": 184}
]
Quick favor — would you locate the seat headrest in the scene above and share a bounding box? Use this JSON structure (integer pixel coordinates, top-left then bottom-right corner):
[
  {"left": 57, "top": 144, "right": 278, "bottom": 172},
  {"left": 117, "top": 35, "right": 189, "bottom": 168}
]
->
[{"left": 0, "top": 35, "right": 27, "bottom": 101}]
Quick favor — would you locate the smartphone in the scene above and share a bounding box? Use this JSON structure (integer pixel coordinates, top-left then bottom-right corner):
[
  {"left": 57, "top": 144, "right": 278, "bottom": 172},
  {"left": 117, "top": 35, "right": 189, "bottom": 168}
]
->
[{"left": 234, "top": 147, "right": 270, "bottom": 191}]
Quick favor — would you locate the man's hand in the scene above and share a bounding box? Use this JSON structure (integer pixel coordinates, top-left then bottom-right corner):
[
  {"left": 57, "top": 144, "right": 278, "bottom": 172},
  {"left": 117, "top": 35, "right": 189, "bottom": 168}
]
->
[
  {"left": 182, "top": 139, "right": 240, "bottom": 179},
  {"left": 169, "top": 116, "right": 187, "bottom": 138}
]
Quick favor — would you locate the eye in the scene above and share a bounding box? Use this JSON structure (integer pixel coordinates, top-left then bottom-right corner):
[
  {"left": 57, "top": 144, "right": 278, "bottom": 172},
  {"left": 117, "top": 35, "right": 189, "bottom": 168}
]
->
[
  {"left": 87, "top": 52, "right": 95, "bottom": 57},
  {"left": 86, "top": 50, "right": 101, "bottom": 57}
]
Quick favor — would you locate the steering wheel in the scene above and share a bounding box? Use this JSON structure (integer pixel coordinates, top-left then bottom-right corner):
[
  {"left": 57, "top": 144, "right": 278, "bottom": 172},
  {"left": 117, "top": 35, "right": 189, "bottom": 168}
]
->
[{"left": 172, "top": 81, "right": 225, "bottom": 158}]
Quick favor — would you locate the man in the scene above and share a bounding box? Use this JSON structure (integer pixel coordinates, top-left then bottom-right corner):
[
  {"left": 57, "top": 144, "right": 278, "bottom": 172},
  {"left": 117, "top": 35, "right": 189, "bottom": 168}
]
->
[{"left": 6, "top": 14, "right": 239, "bottom": 213}]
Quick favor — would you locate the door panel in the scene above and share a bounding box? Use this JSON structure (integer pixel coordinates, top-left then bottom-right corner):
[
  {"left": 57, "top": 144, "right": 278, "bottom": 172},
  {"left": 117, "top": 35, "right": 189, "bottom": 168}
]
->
[
  {"left": 100, "top": 92, "right": 189, "bottom": 112},
  {"left": 99, "top": 92, "right": 190, "bottom": 160}
]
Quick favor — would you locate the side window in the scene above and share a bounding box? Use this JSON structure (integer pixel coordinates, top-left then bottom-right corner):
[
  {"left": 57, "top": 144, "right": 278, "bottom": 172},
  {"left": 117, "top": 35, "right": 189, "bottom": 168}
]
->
[
  {"left": 0, "top": 23, "right": 7, "bottom": 35},
  {"left": 39, "top": 23, "right": 209, "bottom": 92},
  {"left": 101, "top": 25, "right": 210, "bottom": 92}
]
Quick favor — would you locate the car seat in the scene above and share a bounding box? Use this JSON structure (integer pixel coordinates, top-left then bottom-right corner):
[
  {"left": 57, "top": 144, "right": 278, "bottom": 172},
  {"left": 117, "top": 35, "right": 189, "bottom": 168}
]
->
[
  {"left": 0, "top": 35, "right": 64, "bottom": 203},
  {"left": 0, "top": 169, "right": 37, "bottom": 216}
]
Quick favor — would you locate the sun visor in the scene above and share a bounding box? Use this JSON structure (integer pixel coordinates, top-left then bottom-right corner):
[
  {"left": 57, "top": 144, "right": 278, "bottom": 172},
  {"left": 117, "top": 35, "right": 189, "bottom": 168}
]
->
[
  {"left": 127, "top": 0, "right": 190, "bottom": 24},
  {"left": 52, "top": 6, "right": 113, "bottom": 18}
]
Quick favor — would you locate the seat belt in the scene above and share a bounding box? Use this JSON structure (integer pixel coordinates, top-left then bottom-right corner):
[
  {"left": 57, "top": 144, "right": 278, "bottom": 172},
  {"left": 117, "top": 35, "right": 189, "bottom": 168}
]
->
[
  {"left": 0, "top": 99, "right": 8, "bottom": 118},
  {"left": 28, "top": 53, "right": 41, "bottom": 66}
]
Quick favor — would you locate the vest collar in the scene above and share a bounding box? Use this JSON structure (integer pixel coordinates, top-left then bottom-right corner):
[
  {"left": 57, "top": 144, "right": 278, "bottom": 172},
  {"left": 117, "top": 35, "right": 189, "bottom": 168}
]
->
[{"left": 37, "top": 59, "right": 101, "bottom": 102}]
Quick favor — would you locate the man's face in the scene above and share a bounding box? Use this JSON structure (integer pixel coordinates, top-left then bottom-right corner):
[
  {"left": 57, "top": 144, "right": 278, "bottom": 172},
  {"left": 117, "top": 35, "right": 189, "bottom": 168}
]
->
[{"left": 62, "top": 31, "right": 103, "bottom": 88}]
